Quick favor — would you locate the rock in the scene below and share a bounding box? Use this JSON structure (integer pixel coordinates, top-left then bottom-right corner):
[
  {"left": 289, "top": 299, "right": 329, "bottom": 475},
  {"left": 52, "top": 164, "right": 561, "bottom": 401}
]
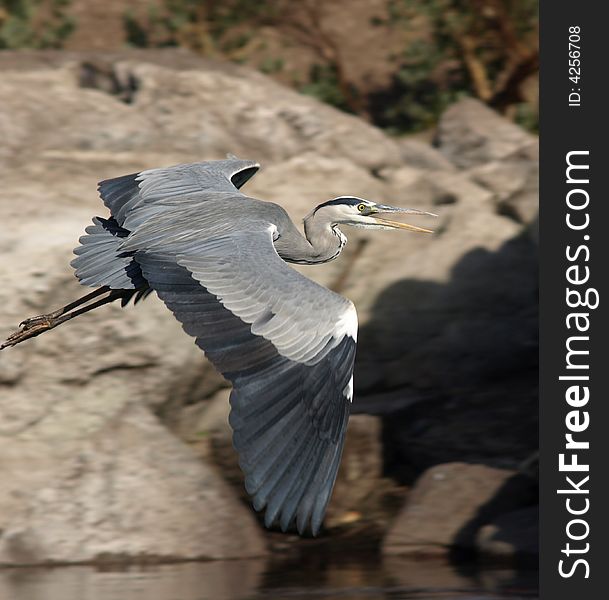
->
[
  {"left": 0, "top": 352, "right": 23, "bottom": 385},
  {"left": 0, "top": 404, "right": 265, "bottom": 565},
  {"left": 397, "top": 138, "right": 457, "bottom": 172},
  {"left": 156, "top": 363, "right": 230, "bottom": 433},
  {"left": 381, "top": 165, "right": 425, "bottom": 193},
  {"left": 0, "top": 50, "right": 402, "bottom": 172},
  {"left": 468, "top": 142, "right": 539, "bottom": 225},
  {"left": 246, "top": 152, "right": 391, "bottom": 221},
  {"left": 476, "top": 506, "right": 539, "bottom": 557},
  {"left": 173, "top": 387, "right": 232, "bottom": 444},
  {"left": 435, "top": 98, "right": 535, "bottom": 169},
  {"left": 383, "top": 463, "right": 537, "bottom": 556}
]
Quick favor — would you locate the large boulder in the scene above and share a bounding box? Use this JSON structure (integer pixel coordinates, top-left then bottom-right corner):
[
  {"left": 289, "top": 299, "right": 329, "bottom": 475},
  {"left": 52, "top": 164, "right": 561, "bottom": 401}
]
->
[
  {"left": 0, "top": 51, "right": 402, "bottom": 172},
  {"left": 383, "top": 463, "right": 537, "bottom": 556},
  {"left": 435, "top": 98, "right": 535, "bottom": 169},
  {"left": 0, "top": 405, "right": 265, "bottom": 564}
]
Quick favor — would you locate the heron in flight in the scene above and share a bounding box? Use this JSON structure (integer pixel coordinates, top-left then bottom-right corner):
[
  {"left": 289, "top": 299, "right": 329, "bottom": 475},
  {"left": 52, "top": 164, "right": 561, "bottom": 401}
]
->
[{"left": 2, "top": 157, "right": 435, "bottom": 536}]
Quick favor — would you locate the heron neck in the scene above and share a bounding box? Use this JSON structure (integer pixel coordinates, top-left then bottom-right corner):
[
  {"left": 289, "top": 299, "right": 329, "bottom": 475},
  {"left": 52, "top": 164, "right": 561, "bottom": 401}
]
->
[{"left": 300, "top": 213, "right": 346, "bottom": 264}]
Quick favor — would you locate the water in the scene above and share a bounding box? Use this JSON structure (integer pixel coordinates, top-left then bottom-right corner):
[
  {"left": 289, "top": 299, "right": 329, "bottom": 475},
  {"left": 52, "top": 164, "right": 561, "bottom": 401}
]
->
[{"left": 0, "top": 557, "right": 537, "bottom": 600}]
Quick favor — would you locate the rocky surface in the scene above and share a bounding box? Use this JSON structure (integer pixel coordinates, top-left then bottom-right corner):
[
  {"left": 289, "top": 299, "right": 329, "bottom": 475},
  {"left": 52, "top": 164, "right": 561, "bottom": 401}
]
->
[
  {"left": 383, "top": 463, "right": 537, "bottom": 557},
  {"left": 434, "top": 98, "right": 536, "bottom": 169},
  {"left": 0, "top": 404, "right": 265, "bottom": 564},
  {"left": 0, "top": 50, "right": 538, "bottom": 563}
]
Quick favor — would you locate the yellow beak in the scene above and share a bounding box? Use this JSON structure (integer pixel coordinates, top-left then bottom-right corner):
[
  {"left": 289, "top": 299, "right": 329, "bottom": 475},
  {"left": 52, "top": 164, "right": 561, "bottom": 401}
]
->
[
  {"left": 372, "top": 217, "right": 435, "bottom": 234},
  {"left": 372, "top": 205, "right": 437, "bottom": 234}
]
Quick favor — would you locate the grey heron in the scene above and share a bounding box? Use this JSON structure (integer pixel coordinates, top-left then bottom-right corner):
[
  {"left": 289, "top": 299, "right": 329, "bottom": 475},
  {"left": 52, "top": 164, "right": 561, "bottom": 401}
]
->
[{"left": 2, "top": 157, "right": 435, "bottom": 536}]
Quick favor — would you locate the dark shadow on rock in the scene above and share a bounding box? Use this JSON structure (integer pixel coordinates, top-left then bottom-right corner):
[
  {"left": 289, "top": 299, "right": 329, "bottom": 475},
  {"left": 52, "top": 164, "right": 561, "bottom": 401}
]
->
[
  {"left": 354, "top": 228, "right": 538, "bottom": 484},
  {"left": 449, "top": 473, "right": 538, "bottom": 565}
]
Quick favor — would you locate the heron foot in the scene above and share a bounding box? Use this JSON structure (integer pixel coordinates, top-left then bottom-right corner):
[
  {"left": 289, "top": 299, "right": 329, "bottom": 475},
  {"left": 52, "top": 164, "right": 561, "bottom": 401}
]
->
[
  {"left": 1, "top": 288, "right": 122, "bottom": 350},
  {"left": 1, "top": 314, "right": 57, "bottom": 349}
]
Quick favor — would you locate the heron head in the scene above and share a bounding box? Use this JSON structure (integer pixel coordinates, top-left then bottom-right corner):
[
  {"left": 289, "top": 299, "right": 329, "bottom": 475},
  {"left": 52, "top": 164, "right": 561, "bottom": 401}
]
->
[{"left": 310, "top": 197, "right": 437, "bottom": 233}]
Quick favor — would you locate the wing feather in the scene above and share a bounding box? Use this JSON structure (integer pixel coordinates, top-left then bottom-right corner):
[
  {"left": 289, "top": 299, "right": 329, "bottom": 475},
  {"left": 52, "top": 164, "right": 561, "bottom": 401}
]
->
[
  {"left": 98, "top": 158, "right": 259, "bottom": 227},
  {"left": 174, "top": 230, "right": 356, "bottom": 366},
  {"left": 135, "top": 227, "right": 357, "bottom": 535}
]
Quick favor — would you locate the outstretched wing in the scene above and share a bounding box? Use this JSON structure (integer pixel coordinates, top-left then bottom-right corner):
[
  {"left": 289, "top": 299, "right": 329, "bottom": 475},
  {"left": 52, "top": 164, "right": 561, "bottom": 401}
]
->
[
  {"left": 135, "top": 227, "right": 357, "bottom": 535},
  {"left": 97, "top": 157, "right": 260, "bottom": 228}
]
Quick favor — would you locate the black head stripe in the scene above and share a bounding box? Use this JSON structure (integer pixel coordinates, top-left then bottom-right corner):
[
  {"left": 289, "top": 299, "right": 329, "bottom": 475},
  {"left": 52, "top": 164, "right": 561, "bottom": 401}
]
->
[{"left": 313, "top": 197, "right": 364, "bottom": 214}]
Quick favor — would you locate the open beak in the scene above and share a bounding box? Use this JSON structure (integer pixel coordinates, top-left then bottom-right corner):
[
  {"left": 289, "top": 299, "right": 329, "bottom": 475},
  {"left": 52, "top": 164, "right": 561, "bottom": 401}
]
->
[{"left": 372, "top": 204, "right": 438, "bottom": 234}]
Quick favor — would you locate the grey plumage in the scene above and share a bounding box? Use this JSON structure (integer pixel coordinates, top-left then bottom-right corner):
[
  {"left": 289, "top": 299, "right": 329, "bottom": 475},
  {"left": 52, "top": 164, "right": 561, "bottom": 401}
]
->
[
  {"left": 4, "top": 157, "right": 435, "bottom": 536},
  {"left": 138, "top": 252, "right": 354, "bottom": 534},
  {"left": 72, "top": 217, "right": 142, "bottom": 289},
  {"left": 90, "top": 158, "right": 358, "bottom": 535}
]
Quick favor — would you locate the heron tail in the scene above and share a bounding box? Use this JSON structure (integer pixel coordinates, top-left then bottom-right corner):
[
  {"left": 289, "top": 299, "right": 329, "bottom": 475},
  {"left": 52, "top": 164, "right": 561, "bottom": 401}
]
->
[{"left": 71, "top": 216, "right": 146, "bottom": 290}]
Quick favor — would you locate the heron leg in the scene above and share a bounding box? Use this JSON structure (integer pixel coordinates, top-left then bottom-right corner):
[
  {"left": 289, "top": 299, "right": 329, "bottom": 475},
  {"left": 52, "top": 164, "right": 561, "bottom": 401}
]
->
[{"left": 1, "top": 286, "right": 120, "bottom": 349}]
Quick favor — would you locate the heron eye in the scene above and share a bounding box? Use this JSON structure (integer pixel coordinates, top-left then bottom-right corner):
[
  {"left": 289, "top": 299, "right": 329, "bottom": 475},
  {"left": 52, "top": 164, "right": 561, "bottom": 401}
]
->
[{"left": 357, "top": 203, "right": 366, "bottom": 212}]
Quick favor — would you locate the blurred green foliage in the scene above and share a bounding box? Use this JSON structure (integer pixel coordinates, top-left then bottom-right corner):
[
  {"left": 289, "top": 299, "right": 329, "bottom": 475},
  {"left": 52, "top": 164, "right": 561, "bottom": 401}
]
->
[
  {"left": 299, "top": 64, "right": 353, "bottom": 113},
  {"left": 370, "top": 39, "right": 466, "bottom": 133},
  {"left": 259, "top": 56, "right": 283, "bottom": 74},
  {"left": 370, "top": 0, "right": 538, "bottom": 132},
  {"left": 0, "top": 0, "right": 74, "bottom": 49},
  {"left": 124, "top": 0, "right": 538, "bottom": 133},
  {"left": 124, "top": 0, "right": 276, "bottom": 55}
]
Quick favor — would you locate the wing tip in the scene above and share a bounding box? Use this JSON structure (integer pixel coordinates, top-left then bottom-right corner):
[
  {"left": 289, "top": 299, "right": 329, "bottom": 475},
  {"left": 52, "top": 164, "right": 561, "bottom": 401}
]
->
[{"left": 255, "top": 505, "right": 322, "bottom": 537}]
